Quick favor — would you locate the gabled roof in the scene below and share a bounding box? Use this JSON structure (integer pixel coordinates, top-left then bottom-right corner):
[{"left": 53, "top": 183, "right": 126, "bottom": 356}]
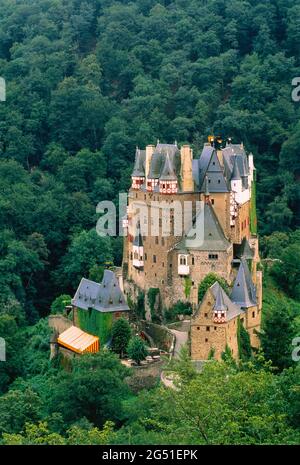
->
[
  {"left": 148, "top": 142, "right": 181, "bottom": 181},
  {"left": 210, "top": 282, "right": 243, "bottom": 321},
  {"left": 175, "top": 201, "right": 230, "bottom": 251},
  {"left": 57, "top": 326, "right": 99, "bottom": 354},
  {"left": 197, "top": 144, "right": 215, "bottom": 188},
  {"left": 197, "top": 146, "right": 229, "bottom": 193},
  {"left": 222, "top": 144, "right": 249, "bottom": 189},
  {"left": 160, "top": 151, "right": 177, "bottom": 180},
  {"left": 72, "top": 271, "right": 129, "bottom": 313},
  {"left": 230, "top": 258, "right": 257, "bottom": 308},
  {"left": 231, "top": 156, "right": 241, "bottom": 181},
  {"left": 132, "top": 148, "right": 146, "bottom": 177},
  {"left": 234, "top": 237, "right": 254, "bottom": 260},
  {"left": 213, "top": 284, "right": 227, "bottom": 312}
]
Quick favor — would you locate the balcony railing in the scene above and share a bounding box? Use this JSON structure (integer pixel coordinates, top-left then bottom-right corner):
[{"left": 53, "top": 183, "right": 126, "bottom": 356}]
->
[{"left": 178, "top": 264, "right": 190, "bottom": 275}]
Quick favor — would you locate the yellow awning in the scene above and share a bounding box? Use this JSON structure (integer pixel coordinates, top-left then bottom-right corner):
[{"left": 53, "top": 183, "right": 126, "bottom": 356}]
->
[{"left": 57, "top": 326, "right": 99, "bottom": 354}]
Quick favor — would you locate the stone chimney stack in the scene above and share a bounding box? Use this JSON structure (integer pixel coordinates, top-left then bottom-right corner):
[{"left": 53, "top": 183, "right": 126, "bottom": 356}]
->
[
  {"left": 145, "top": 144, "right": 155, "bottom": 183},
  {"left": 180, "top": 145, "right": 194, "bottom": 192}
]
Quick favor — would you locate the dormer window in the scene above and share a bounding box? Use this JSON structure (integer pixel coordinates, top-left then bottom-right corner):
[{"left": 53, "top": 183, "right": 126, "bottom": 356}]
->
[
  {"left": 132, "top": 176, "right": 145, "bottom": 190},
  {"left": 213, "top": 310, "right": 226, "bottom": 323},
  {"left": 159, "top": 179, "right": 178, "bottom": 194},
  {"left": 147, "top": 178, "right": 158, "bottom": 191}
]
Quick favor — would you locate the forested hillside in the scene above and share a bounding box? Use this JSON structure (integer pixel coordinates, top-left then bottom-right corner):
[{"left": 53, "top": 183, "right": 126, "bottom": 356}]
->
[{"left": 0, "top": 0, "right": 300, "bottom": 445}]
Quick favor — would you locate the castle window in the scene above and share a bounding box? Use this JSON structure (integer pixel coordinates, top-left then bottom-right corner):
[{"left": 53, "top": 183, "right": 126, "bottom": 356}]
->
[
  {"left": 218, "top": 180, "right": 221, "bottom": 184},
  {"left": 153, "top": 255, "right": 156, "bottom": 263},
  {"left": 130, "top": 252, "right": 133, "bottom": 260},
  {"left": 211, "top": 199, "right": 214, "bottom": 205},
  {"left": 197, "top": 327, "right": 200, "bottom": 330},
  {"left": 208, "top": 179, "right": 211, "bottom": 183},
  {"left": 179, "top": 255, "right": 187, "bottom": 266},
  {"left": 192, "top": 256, "right": 195, "bottom": 265},
  {"left": 208, "top": 254, "right": 218, "bottom": 260},
  {"left": 162, "top": 280, "right": 164, "bottom": 284},
  {"left": 205, "top": 338, "right": 208, "bottom": 343},
  {"left": 204, "top": 313, "right": 208, "bottom": 318},
  {"left": 206, "top": 326, "right": 210, "bottom": 332},
  {"left": 162, "top": 262, "right": 164, "bottom": 267},
  {"left": 214, "top": 327, "right": 217, "bottom": 330},
  {"left": 252, "top": 311, "right": 255, "bottom": 318},
  {"left": 145, "top": 253, "right": 147, "bottom": 260},
  {"left": 170, "top": 263, "right": 172, "bottom": 268}
]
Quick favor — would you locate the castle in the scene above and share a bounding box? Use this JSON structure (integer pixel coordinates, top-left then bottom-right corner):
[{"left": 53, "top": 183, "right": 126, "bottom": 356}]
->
[{"left": 122, "top": 138, "right": 262, "bottom": 360}]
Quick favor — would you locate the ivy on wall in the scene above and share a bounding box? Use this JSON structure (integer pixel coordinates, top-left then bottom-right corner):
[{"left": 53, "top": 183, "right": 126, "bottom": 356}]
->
[
  {"left": 250, "top": 179, "right": 257, "bottom": 235},
  {"left": 237, "top": 316, "right": 252, "bottom": 361},
  {"left": 77, "top": 308, "right": 113, "bottom": 346},
  {"left": 184, "top": 276, "right": 192, "bottom": 298},
  {"left": 147, "top": 288, "right": 160, "bottom": 320}
]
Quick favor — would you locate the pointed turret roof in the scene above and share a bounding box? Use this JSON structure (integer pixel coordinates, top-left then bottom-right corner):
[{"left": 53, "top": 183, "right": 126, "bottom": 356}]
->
[
  {"left": 193, "top": 281, "right": 243, "bottom": 322},
  {"left": 213, "top": 284, "right": 227, "bottom": 312},
  {"left": 235, "top": 237, "right": 254, "bottom": 260},
  {"left": 176, "top": 202, "right": 230, "bottom": 251},
  {"left": 133, "top": 221, "right": 143, "bottom": 247},
  {"left": 230, "top": 258, "right": 256, "bottom": 308},
  {"left": 160, "top": 151, "right": 177, "bottom": 181},
  {"left": 132, "top": 148, "right": 145, "bottom": 177},
  {"left": 231, "top": 156, "right": 242, "bottom": 181},
  {"left": 148, "top": 143, "right": 180, "bottom": 180}
]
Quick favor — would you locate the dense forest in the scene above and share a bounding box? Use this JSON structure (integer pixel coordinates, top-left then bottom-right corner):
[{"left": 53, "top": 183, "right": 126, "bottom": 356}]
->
[{"left": 0, "top": 0, "right": 300, "bottom": 445}]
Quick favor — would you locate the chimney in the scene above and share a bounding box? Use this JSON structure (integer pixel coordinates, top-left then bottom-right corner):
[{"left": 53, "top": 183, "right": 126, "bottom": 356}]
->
[
  {"left": 180, "top": 145, "right": 194, "bottom": 192},
  {"left": 217, "top": 150, "right": 223, "bottom": 167},
  {"left": 145, "top": 145, "right": 155, "bottom": 183}
]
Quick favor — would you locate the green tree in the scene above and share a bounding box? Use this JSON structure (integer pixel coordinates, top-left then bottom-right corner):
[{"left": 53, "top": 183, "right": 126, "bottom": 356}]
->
[
  {"left": 198, "top": 273, "right": 229, "bottom": 303},
  {"left": 237, "top": 318, "right": 252, "bottom": 361},
  {"left": 127, "top": 336, "right": 148, "bottom": 365},
  {"left": 50, "top": 295, "right": 71, "bottom": 315},
  {"left": 260, "top": 299, "right": 295, "bottom": 371},
  {"left": 111, "top": 318, "right": 131, "bottom": 358}
]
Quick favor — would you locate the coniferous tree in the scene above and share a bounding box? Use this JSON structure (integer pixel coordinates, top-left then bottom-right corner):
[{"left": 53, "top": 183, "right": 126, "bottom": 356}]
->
[{"left": 111, "top": 318, "right": 131, "bottom": 358}]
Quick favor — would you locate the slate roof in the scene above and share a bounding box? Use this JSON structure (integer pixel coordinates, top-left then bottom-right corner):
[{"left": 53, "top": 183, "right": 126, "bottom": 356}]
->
[
  {"left": 222, "top": 144, "right": 249, "bottom": 189},
  {"left": 132, "top": 148, "right": 146, "bottom": 177},
  {"left": 148, "top": 143, "right": 181, "bottom": 181},
  {"left": 231, "top": 156, "right": 241, "bottom": 181},
  {"left": 72, "top": 271, "right": 129, "bottom": 313},
  {"left": 194, "top": 144, "right": 229, "bottom": 193},
  {"left": 175, "top": 201, "right": 231, "bottom": 251},
  {"left": 160, "top": 151, "right": 177, "bottom": 180},
  {"left": 230, "top": 258, "right": 257, "bottom": 308},
  {"left": 234, "top": 237, "right": 254, "bottom": 260},
  {"left": 210, "top": 282, "right": 244, "bottom": 321},
  {"left": 213, "top": 284, "right": 227, "bottom": 312}
]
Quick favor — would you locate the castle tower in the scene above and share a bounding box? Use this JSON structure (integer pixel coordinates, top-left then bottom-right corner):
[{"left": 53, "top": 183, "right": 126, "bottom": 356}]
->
[
  {"left": 145, "top": 144, "right": 155, "bottom": 185},
  {"left": 180, "top": 145, "right": 194, "bottom": 192},
  {"left": 123, "top": 138, "right": 262, "bottom": 358}
]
